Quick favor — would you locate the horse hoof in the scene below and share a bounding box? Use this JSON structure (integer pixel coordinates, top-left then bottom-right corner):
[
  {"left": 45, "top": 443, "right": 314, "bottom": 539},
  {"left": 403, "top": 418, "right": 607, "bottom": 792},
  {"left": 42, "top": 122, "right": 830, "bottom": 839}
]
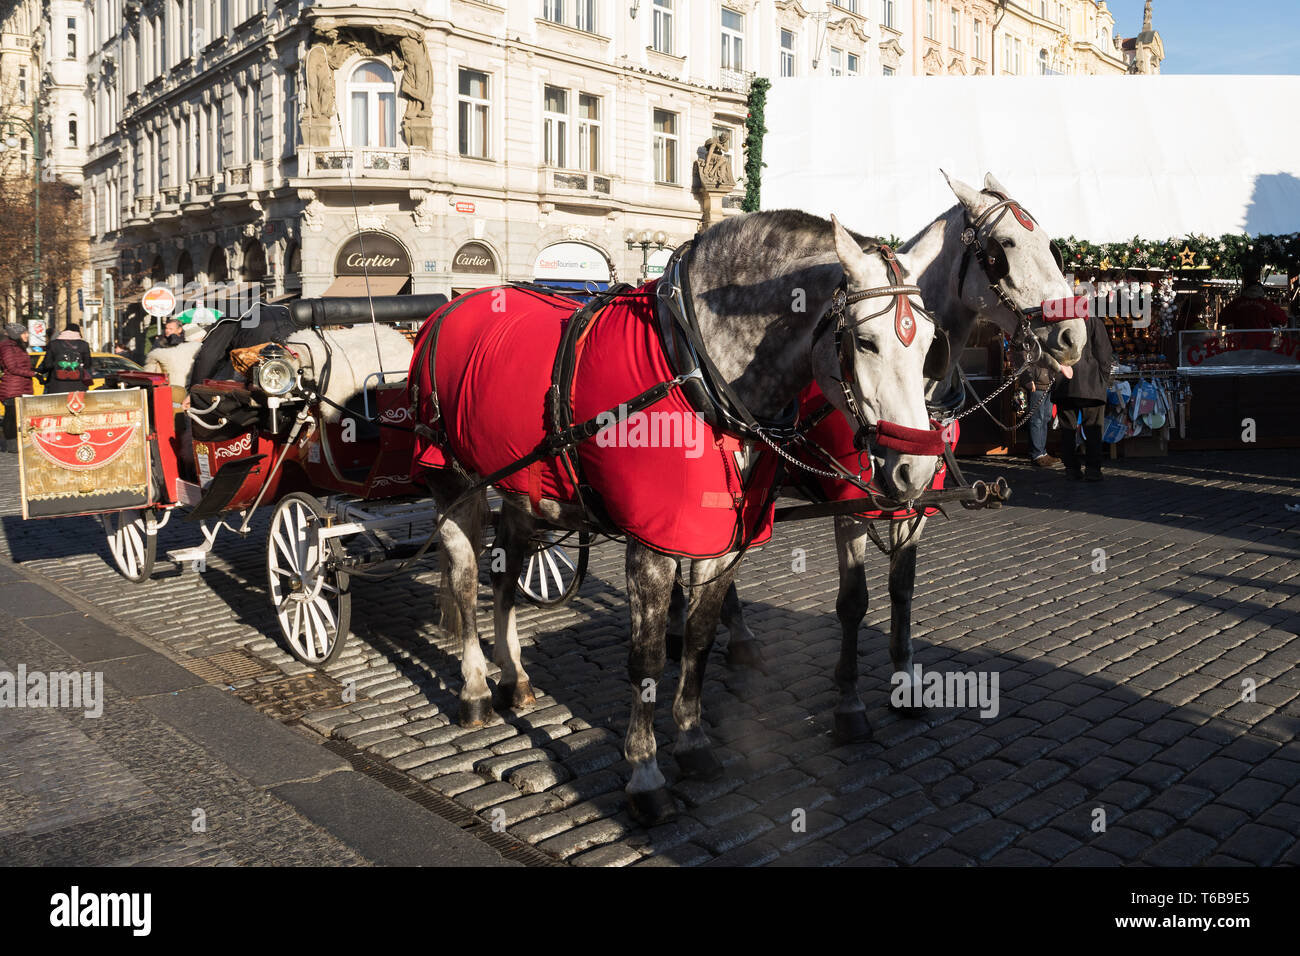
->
[
  {"left": 833, "top": 711, "right": 871, "bottom": 744},
  {"left": 675, "top": 747, "right": 724, "bottom": 781},
  {"left": 726, "top": 639, "right": 767, "bottom": 673},
  {"left": 627, "top": 788, "right": 678, "bottom": 827},
  {"left": 889, "top": 701, "right": 926, "bottom": 719},
  {"left": 665, "top": 631, "right": 683, "bottom": 663},
  {"left": 459, "top": 696, "right": 493, "bottom": 727},
  {"left": 493, "top": 680, "right": 536, "bottom": 712}
]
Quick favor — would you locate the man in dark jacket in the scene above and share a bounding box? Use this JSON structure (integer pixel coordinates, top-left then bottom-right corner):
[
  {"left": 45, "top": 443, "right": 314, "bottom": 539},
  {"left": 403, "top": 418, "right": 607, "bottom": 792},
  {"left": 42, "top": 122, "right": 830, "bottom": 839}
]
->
[
  {"left": 152, "top": 319, "right": 185, "bottom": 350},
  {"left": 38, "top": 323, "right": 94, "bottom": 394},
  {"left": 0, "top": 323, "right": 37, "bottom": 452},
  {"left": 1019, "top": 354, "right": 1058, "bottom": 467},
  {"left": 1052, "top": 311, "right": 1115, "bottom": 481}
]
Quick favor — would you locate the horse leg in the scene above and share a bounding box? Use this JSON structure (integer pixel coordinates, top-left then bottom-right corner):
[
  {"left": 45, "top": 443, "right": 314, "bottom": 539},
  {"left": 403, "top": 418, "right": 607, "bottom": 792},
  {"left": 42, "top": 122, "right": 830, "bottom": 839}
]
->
[
  {"left": 722, "top": 581, "right": 768, "bottom": 672},
  {"left": 888, "top": 517, "right": 927, "bottom": 718},
  {"left": 666, "top": 571, "right": 687, "bottom": 663},
  {"left": 489, "top": 504, "right": 537, "bottom": 712},
  {"left": 624, "top": 541, "right": 678, "bottom": 825},
  {"left": 673, "top": 557, "right": 735, "bottom": 780},
  {"left": 429, "top": 475, "right": 493, "bottom": 727},
  {"left": 832, "top": 516, "right": 872, "bottom": 743}
]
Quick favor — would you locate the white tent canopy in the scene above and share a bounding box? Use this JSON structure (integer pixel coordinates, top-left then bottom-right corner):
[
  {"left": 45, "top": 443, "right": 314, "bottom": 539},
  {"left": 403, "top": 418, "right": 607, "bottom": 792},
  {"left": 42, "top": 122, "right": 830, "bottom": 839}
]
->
[{"left": 762, "top": 76, "right": 1300, "bottom": 242}]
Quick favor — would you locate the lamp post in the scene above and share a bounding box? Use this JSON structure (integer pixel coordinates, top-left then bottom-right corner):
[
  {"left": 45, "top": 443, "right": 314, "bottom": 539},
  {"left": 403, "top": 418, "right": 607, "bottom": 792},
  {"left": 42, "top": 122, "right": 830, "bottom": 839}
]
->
[
  {"left": 0, "top": 112, "right": 42, "bottom": 326},
  {"left": 625, "top": 228, "right": 668, "bottom": 282}
]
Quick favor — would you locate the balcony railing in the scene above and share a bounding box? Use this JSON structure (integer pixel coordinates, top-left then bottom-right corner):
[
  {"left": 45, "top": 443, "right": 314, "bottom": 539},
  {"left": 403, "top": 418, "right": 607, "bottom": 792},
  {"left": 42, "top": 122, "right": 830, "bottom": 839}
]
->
[
  {"left": 160, "top": 186, "right": 180, "bottom": 206},
  {"left": 190, "top": 175, "right": 213, "bottom": 196},
  {"left": 134, "top": 194, "right": 155, "bottom": 216},
  {"left": 540, "top": 167, "right": 612, "bottom": 196},
  {"left": 718, "top": 68, "right": 755, "bottom": 93},
  {"left": 225, "top": 164, "right": 250, "bottom": 189},
  {"left": 312, "top": 148, "right": 411, "bottom": 173}
]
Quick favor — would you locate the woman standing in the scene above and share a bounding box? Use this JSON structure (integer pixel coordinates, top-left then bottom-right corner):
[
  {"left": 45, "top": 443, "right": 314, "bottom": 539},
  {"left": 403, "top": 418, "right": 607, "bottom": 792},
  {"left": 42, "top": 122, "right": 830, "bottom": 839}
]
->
[
  {"left": 38, "top": 323, "right": 94, "bottom": 394},
  {"left": 0, "top": 323, "right": 37, "bottom": 453}
]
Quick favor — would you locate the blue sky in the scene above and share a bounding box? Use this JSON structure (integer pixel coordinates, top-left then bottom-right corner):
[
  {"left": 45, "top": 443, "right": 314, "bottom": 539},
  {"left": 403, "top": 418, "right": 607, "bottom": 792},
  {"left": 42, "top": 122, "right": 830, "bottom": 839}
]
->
[{"left": 1105, "top": 0, "right": 1300, "bottom": 73}]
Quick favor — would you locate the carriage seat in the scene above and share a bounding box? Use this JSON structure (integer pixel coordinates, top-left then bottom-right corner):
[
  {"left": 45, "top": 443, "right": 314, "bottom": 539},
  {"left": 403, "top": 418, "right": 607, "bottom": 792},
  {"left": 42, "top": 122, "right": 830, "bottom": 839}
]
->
[{"left": 187, "top": 383, "right": 261, "bottom": 441}]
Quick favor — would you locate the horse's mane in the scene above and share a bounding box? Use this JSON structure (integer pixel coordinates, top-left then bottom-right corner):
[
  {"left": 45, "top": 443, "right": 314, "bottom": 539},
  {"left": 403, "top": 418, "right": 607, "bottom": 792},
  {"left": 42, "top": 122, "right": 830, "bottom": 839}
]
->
[{"left": 689, "top": 209, "right": 888, "bottom": 284}]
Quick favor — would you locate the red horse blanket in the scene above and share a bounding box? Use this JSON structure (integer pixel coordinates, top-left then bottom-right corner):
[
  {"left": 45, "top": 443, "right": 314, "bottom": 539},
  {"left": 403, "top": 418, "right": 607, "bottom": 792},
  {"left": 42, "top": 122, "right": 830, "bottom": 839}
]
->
[
  {"left": 793, "top": 386, "right": 956, "bottom": 521},
  {"left": 410, "top": 284, "right": 779, "bottom": 559}
]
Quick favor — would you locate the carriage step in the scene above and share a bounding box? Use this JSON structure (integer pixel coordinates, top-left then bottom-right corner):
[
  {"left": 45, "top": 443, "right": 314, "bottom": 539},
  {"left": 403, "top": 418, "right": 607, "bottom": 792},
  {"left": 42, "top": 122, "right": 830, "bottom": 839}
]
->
[{"left": 168, "top": 547, "right": 212, "bottom": 570}]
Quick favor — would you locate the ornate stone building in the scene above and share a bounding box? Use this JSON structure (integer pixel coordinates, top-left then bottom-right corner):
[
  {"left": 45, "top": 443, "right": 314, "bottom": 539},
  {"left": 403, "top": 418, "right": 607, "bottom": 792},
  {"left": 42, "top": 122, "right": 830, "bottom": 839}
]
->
[{"left": 82, "top": 1, "right": 754, "bottom": 309}]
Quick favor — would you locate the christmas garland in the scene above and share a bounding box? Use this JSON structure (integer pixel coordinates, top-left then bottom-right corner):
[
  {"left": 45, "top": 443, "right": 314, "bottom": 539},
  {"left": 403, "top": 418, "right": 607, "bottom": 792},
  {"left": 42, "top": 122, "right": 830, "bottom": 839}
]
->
[
  {"left": 1055, "top": 232, "right": 1300, "bottom": 280},
  {"left": 742, "top": 78, "right": 771, "bottom": 213}
]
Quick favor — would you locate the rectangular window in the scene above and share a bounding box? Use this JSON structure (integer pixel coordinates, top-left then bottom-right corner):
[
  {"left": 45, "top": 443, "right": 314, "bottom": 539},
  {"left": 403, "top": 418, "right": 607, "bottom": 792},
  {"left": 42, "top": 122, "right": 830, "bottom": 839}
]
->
[
  {"left": 1003, "top": 33, "right": 1012, "bottom": 73},
  {"left": 543, "top": 85, "right": 568, "bottom": 168},
  {"left": 721, "top": 8, "right": 744, "bottom": 71},
  {"left": 951, "top": 9, "right": 961, "bottom": 50},
  {"left": 829, "top": 47, "right": 842, "bottom": 77},
  {"left": 284, "top": 71, "right": 298, "bottom": 158},
  {"left": 881, "top": 0, "right": 894, "bottom": 30},
  {"left": 18, "top": 66, "right": 26, "bottom": 103},
  {"left": 882, "top": 65, "right": 895, "bottom": 76},
  {"left": 543, "top": 0, "right": 563, "bottom": 24},
  {"left": 973, "top": 20, "right": 983, "bottom": 60},
  {"left": 67, "top": 17, "right": 77, "bottom": 59},
  {"left": 847, "top": 52, "right": 859, "bottom": 75},
  {"left": 925, "top": 0, "right": 935, "bottom": 40},
  {"left": 831, "top": 1, "right": 857, "bottom": 11},
  {"left": 652, "top": 108, "right": 678, "bottom": 185},
  {"left": 578, "top": 93, "right": 600, "bottom": 172},
  {"left": 1014, "top": 38, "right": 1023, "bottom": 75},
  {"left": 652, "top": 0, "right": 673, "bottom": 55},
  {"left": 781, "top": 30, "right": 796, "bottom": 77},
  {"left": 458, "top": 68, "right": 490, "bottom": 158},
  {"left": 574, "top": 0, "right": 594, "bottom": 32},
  {"left": 251, "top": 82, "right": 262, "bottom": 160},
  {"left": 1039, "top": 0, "right": 1047, "bottom": 18}
]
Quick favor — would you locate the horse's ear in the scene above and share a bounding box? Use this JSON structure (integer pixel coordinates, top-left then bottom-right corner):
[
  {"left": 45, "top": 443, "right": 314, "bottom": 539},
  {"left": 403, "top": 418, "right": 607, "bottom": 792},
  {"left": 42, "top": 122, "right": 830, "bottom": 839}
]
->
[
  {"left": 944, "top": 174, "right": 984, "bottom": 215},
  {"left": 983, "top": 171, "right": 1010, "bottom": 195},
  {"left": 830, "top": 214, "right": 872, "bottom": 288}
]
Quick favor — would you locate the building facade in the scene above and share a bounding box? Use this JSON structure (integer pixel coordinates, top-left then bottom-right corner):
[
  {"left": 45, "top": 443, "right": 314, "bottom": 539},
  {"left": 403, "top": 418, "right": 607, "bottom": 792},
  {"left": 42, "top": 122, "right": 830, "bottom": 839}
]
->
[{"left": 82, "top": 0, "right": 759, "bottom": 319}]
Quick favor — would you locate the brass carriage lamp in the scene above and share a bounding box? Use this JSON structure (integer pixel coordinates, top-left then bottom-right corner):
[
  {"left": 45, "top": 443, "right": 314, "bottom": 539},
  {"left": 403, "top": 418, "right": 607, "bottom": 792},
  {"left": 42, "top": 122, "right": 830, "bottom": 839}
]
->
[{"left": 626, "top": 229, "right": 669, "bottom": 282}]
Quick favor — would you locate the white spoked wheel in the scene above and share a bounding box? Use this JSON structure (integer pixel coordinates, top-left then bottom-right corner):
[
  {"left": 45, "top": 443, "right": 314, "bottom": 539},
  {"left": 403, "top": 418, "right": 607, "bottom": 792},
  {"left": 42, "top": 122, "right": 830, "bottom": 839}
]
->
[
  {"left": 267, "top": 493, "right": 351, "bottom": 666},
  {"left": 103, "top": 509, "right": 157, "bottom": 582},
  {"left": 518, "top": 531, "right": 589, "bottom": 608}
]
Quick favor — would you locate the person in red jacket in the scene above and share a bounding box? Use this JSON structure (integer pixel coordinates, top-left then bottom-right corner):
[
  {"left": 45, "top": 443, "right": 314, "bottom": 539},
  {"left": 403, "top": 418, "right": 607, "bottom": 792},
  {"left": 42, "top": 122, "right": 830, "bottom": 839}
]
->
[{"left": 1, "top": 323, "right": 37, "bottom": 453}]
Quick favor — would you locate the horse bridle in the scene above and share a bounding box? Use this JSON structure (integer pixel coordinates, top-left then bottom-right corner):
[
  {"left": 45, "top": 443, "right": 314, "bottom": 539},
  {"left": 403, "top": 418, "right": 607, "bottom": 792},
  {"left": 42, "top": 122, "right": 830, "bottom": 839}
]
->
[
  {"left": 811, "top": 245, "right": 946, "bottom": 459},
  {"left": 956, "top": 190, "right": 1069, "bottom": 364}
]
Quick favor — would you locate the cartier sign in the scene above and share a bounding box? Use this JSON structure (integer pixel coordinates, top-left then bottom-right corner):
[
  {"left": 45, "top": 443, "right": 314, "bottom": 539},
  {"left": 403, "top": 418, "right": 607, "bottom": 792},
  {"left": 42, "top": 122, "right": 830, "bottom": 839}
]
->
[
  {"left": 452, "top": 242, "right": 498, "bottom": 275},
  {"left": 334, "top": 232, "right": 411, "bottom": 277}
]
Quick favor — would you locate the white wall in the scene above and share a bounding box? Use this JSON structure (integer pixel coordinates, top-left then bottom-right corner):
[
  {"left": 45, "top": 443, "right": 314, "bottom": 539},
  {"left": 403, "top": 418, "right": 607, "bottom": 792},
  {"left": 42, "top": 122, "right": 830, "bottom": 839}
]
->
[{"left": 762, "top": 75, "right": 1300, "bottom": 241}]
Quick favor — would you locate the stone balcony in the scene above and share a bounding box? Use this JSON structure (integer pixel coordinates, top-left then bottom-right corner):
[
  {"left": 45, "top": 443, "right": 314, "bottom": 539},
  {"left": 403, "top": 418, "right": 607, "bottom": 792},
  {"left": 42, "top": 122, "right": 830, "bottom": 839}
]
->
[
  {"left": 718, "top": 68, "right": 756, "bottom": 94},
  {"left": 300, "top": 146, "right": 433, "bottom": 181},
  {"left": 190, "top": 175, "right": 213, "bottom": 197},
  {"left": 537, "top": 166, "right": 614, "bottom": 205}
]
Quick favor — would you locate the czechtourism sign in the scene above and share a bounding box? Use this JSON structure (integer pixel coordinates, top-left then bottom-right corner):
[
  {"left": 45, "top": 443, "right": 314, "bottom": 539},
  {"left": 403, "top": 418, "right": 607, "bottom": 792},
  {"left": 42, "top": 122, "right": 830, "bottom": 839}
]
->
[
  {"left": 533, "top": 242, "right": 610, "bottom": 282},
  {"left": 334, "top": 232, "right": 411, "bottom": 277}
]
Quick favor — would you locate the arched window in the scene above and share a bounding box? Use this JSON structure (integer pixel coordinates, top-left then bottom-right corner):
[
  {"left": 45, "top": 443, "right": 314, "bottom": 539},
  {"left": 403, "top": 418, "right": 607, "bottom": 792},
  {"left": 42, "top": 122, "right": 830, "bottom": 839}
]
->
[
  {"left": 347, "top": 60, "right": 397, "bottom": 148},
  {"left": 1039, "top": 49, "right": 1049, "bottom": 74},
  {"left": 68, "top": 115, "right": 78, "bottom": 147}
]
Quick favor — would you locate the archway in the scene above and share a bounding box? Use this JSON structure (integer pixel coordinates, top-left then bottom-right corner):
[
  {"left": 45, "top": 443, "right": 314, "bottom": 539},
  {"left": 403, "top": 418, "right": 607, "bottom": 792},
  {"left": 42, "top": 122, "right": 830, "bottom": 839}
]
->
[{"left": 206, "top": 247, "right": 229, "bottom": 284}]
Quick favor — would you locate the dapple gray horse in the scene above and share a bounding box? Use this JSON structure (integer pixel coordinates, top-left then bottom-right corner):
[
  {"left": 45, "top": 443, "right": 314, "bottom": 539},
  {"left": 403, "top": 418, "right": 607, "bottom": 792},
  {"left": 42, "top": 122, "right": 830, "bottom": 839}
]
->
[
  {"left": 424, "top": 211, "right": 945, "bottom": 824},
  {"left": 674, "top": 172, "right": 1089, "bottom": 742}
]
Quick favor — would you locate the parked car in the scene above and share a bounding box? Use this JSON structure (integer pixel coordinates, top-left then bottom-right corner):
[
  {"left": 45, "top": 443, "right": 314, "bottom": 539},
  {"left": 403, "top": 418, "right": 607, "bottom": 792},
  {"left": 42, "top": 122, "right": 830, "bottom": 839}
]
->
[{"left": 1, "top": 352, "right": 144, "bottom": 420}]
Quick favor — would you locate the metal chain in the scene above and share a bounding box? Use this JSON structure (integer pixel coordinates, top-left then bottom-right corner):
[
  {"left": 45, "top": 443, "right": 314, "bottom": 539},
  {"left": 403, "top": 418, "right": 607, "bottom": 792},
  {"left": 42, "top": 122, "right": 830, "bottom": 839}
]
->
[{"left": 753, "top": 425, "right": 858, "bottom": 482}]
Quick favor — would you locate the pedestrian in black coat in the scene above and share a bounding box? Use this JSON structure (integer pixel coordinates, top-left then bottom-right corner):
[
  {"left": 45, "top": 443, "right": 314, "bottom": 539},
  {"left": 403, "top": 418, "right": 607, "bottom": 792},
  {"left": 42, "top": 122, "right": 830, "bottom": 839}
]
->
[
  {"left": 38, "top": 324, "right": 94, "bottom": 394},
  {"left": 1051, "top": 311, "right": 1115, "bottom": 481}
]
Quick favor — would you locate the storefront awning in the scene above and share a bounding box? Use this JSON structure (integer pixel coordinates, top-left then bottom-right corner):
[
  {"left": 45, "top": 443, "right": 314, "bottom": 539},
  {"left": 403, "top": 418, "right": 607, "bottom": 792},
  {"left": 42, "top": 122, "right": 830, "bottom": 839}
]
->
[{"left": 322, "top": 275, "right": 409, "bottom": 297}]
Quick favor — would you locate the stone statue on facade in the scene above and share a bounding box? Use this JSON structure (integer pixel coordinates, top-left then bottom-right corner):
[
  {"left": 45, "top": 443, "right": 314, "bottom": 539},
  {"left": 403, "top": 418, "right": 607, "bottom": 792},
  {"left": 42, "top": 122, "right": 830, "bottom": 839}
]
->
[{"left": 693, "top": 131, "right": 737, "bottom": 231}]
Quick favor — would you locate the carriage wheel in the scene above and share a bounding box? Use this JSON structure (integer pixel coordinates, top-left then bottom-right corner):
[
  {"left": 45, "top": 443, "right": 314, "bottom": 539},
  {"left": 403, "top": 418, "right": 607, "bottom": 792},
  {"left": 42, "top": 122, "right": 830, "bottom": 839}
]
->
[
  {"left": 103, "top": 509, "right": 157, "bottom": 582},
  {"left": 266, "top": 493, "right": 352, "bottom": 666},
  {"left": 519, "top": 532, "right": 589, "bottom": 607}
]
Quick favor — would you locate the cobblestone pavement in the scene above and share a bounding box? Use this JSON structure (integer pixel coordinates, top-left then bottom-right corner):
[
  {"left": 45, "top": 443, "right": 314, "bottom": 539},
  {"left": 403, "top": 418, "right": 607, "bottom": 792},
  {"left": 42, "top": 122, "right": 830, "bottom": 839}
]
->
[{"left": 2, "top": 449, "right": 1297, "bottom": 866}]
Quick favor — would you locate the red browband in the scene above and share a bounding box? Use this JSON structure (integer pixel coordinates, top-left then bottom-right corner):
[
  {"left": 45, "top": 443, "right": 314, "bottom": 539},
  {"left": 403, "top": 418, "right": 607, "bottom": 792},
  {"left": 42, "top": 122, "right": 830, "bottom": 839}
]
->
[{"left": 874, "top": 421, "right": 947, "bottom": 457}]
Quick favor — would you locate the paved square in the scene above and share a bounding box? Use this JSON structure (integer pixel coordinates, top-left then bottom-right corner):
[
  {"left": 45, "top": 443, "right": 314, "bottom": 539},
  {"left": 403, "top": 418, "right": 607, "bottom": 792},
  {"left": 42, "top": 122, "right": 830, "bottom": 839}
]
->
[{"left": 1, "top": 450, "right": 1297, "bottom": 865}]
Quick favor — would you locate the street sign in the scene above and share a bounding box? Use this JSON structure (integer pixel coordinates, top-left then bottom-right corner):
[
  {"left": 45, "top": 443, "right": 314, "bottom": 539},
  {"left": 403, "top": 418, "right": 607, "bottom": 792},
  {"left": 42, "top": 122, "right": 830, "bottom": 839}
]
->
[
  {"left": 142, "top": 286, "right": 176, "bottom": 317},
  {"left": 83, "top": 297, "right": 103, "bottom": 309},
  {"left": 454, "top": 201, "right": 475, "bottom": 214},
  {"left": 27, "top": 320, "right": 46, "bottom": 348}
]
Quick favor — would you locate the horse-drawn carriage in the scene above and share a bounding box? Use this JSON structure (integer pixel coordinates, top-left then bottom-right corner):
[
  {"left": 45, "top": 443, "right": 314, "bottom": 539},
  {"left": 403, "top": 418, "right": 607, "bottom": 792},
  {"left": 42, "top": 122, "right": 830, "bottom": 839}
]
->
[{"left": 14, "top": 294, "right": 589, "bottom": 666}]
